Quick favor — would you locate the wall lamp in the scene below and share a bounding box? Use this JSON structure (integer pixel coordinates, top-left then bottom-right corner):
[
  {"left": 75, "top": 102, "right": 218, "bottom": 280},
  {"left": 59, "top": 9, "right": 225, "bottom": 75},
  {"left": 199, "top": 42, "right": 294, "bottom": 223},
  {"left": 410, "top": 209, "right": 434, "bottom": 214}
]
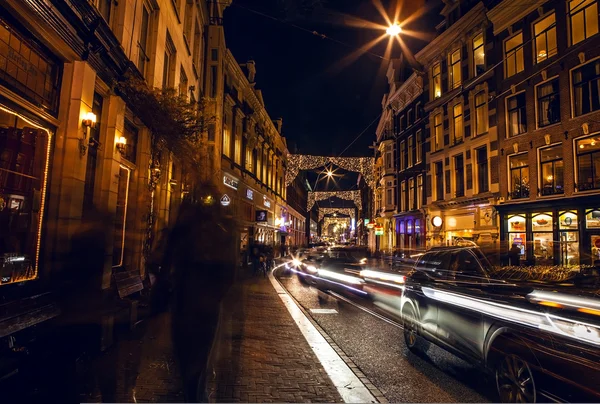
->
[
  {"left": 80, "top": 112, "right": 97, "bottom": 157},
  {"left": 116, "top": 136, "right": 127, "bottom": 155}
]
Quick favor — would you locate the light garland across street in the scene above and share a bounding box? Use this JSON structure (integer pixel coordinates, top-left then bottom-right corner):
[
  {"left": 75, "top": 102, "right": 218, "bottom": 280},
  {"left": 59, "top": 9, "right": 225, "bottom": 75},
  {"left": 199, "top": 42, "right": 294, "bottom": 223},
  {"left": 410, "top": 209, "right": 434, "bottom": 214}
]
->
[
  {"left": 285, "top": 154, "right": 375, "bottom": 188},
  {"left": 318, "top": 207, "right": 356, "bottom": 222},
  {"left": 308, "top": 190, "right": 362, "bottom": 211}
]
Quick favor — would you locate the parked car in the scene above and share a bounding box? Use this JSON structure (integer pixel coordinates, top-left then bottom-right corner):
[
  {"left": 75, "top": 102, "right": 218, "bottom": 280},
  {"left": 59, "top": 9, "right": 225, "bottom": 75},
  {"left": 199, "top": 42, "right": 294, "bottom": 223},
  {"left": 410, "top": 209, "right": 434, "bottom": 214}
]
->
[{"left": 401, "top": 246, "right": 600, "bottom": 403}]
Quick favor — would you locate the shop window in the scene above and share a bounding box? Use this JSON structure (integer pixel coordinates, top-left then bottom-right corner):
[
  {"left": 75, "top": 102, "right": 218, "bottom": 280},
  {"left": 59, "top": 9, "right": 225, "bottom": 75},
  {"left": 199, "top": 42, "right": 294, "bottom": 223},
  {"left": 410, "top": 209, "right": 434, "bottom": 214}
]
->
[
  {"left": 476, "top": 146, "right": 489, "bottom": 193},
  {"left": 539, "top": 144, "right": 564, "bottom": 195},
  {"left": 587, "top": 209, "right": 600, "bottom": 228},
  {"left": 454, "top": 154, "right": 464, "bottom": 197},
  {"left": 572, "top": 59, "right": 600, "bottom": 116},
  {"left": 0, "top": 109, "right": 51, "bottom": 285},
  {"left": 509, "top": 153, "right": 530, "bottom": 199},
  {"left": 474, "top": 91, "right": 488, "bottom": 135},
  {"left": 505, "top": 33, "right": 524, "bottom": 77},
  {"left": 507, "top": 92, "right": 527, "bottom": 137},
  {"left": 416, "top": 130, "right": 422, "bottom": 163},
  {"left": 433, "top": 113, "right": 443, "bottom": 151},
  {"left": 532, "top": 212, "right": 554, "bottom": 265},
  {"left": 452, "top": 104, "right": 463, "bottom": 144},
  {"left": 407, "top": 220, "right": 413, "bottom": 234},
  {"left": 559, "top": 211, "right": 579, "bottom": 267},
  {"left": 534, "top": 13, "right": 557, "bottom": 63},
  {"left": 536, "top": 78, "right": 560, "bottom": 127},
  {"left": 507, "top": 215, "right": 526, "bottom": 260},
  {"left": 576, "top": 135, "right": 600, "bottom": 190},
  {"left": 569, "top": 0, "right": 599, "bottom": 45},
  {"left": 432, "top": 63, "right": 442, "bottom": 98},
  {"left": 449, "top": 49, "right": 461, "bottom": 89},
  {"left": 473, "top": 33, "right": 485, "bottom": 76},
  {"left": 435, "top": 161, "right": 444, "bottom": 201}
]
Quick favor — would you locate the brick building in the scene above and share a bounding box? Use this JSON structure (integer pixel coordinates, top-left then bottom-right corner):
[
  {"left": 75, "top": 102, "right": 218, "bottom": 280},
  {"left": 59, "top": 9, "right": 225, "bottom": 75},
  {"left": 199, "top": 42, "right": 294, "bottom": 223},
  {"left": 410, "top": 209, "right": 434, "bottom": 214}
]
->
[{"left": 489, "top": 0, "right": 600, "bottom": 266}]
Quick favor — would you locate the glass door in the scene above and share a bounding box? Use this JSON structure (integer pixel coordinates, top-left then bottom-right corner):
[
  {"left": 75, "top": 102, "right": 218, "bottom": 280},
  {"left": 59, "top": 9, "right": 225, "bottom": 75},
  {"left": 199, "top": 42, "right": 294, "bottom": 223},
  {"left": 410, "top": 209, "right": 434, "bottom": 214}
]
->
[{"left": 559, "top": 232, "right": 579, "bottom": 266}]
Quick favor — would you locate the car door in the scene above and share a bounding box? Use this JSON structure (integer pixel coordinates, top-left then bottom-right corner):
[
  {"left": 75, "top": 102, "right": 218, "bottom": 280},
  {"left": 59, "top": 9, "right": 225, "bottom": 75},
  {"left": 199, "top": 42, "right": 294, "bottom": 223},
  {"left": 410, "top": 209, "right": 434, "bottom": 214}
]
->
[{"left": 432, "top": 249, "right": 487, "bottom": 361}]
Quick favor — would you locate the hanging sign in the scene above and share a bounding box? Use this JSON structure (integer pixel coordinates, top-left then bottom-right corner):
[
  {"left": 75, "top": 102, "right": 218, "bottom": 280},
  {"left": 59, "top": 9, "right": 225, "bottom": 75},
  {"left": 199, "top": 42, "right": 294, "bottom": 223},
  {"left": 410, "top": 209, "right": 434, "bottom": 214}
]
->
[
  {"left": 366, "top": 222, "right": 375, "bottom": 229},
  {"left": 223, "top": 175, "right": 239, "bottom": 190},
  {"left": 255, "top": 210, "right": 267, "bottom": 222},
  {"left": 263, "top": 196, "right": 271, "bottom": 208},
  {"left": 220, "top": 194, "right": 231, "bottom": 206}
]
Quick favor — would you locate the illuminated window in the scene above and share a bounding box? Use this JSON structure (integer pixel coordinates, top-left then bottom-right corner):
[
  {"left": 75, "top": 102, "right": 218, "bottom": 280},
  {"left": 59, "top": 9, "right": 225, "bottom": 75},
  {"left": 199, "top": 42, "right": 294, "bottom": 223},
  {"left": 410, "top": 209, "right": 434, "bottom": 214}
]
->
[
  {"left": 401, "top": 181, "right": 406, "bottom": 211},
  {"left": 417, "top": 175, "right": 423, "bottom": 209},
  {"left": 452, "top": 104, "right": 463, "bottom": 144},
  {"left": 474, "top": 91, "right": 487, "bottom": 135},
  {"left": 510, "top": 153, "right": 530, "bottom": 199},
  {"left": 234, "top": 123, "right": 242, "bottom": 164},
  {"left": 507, "top": 93, "right": 527, "bottom": 137},
  {"left": 449, "top": 49, "right": 462, "bottom": 89},
  {"left": 400, "top": 141, "right": 406, "bottom": 171},
  {"left": 569, "top": 0, "right": 598, "bottom": 45},
  {"left": 505, "top": 33, "right": 524, "bottom": 77},
  {"left": 573, "top": 59, "right": 600, "bottom": 116},
  {"left": 409, "top": 177, "right": 415, "bottom": 210},
  {"left": 138, "top": 4, "right": 151, "bottom": 77},
  {"left": 576, "top": 135, "right": 600, "bottom": 191},
  {"left": 534, "top": 14, "right": 557, "bottom": 63},
  {"left": 408, "top": 135, "right": 414, "bottom": 167},
  {"left": 432, "top": 63, "right": 442, "bottom": 98},
  {"left": 113, "top": 166, "right": 130, "bottom": 267},
  {"left": 473, "top": 33, "right": 485, "bottom": 76},
  {"left": 476, "top": 146, "right": 489, "bottom": 193},
  {"left": 537, "top": 78, "right": 560, "bottom": 127},
  {"left": 163, "top": 32, "right": 176, "bottom": 88},
  {"left": 433, "top": 113, "right": 442, "bottom": 151},
  {"left": 539, "top": 144, "right": 564, "bottom": 195},
  {"left": 245, "top": 146, "right": 253, "bottom": 172},
  {"left": 222, "top": 125, "right": 231, "bottom": 157},
  {"left": 416, "top": 130, "right": 422, "bottom": 163}
]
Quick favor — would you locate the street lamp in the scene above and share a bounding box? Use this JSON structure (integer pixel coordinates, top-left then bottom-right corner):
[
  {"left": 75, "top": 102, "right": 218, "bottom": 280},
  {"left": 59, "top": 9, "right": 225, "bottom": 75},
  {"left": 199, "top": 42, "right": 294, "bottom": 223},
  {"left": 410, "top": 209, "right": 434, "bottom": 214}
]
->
[{"left": 386, "top": 23, "right": 402, "bottom": 36}]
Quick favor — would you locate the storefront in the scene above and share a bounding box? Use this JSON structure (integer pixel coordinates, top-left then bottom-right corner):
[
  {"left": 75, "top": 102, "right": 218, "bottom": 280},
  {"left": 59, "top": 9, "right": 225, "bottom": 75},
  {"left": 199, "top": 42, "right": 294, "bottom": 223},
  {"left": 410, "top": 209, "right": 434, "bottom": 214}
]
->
[
  {"left": 498, "top": 196, "right": 600, "bottom": 266},
  {"left": 394, "top": 213, "right": 425, "bottom": 252}
]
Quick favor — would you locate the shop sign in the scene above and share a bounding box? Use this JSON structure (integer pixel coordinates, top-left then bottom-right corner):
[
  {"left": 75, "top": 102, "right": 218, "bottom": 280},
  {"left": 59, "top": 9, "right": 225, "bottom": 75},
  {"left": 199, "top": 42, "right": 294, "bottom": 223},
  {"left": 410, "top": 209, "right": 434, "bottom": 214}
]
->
[
  {"left": 223, "top": 175, "right": 239, "bottom": 190},
  {"left": 255, "top": 210, "right": 268, "bottom": 222},
  {"left": 364, "top": 218, "right": 370, "bottom": 225},
  {"left": 246, "top": 189, "right": 253, "bottom": 200},
  {"left": 375, "top": 225, "right": 384, "bottom": 236},
  {"left": 220, "top": 194, "right": 231, "bottom": 206},
  {"left": 366, "top": 222, "right": 375, "bottom": 229},
  {"left": 263, "top": 197, "right": 271, "bottom": 208}
]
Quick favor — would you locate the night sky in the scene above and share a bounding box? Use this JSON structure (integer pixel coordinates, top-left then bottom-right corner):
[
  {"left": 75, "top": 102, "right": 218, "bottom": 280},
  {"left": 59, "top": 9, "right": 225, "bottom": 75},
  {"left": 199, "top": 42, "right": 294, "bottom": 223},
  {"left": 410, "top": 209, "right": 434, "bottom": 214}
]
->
[{"left": 224, "top": 0, "right": 441, "bottom": 192}]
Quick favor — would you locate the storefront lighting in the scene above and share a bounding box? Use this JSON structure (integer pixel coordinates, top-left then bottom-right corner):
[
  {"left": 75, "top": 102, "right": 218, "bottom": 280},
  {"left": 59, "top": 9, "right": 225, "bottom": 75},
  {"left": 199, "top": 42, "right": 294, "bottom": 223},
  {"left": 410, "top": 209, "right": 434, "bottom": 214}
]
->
[
  {"left": 116, "top": 136, "right": 127, "bottom": 155},
  {"left": 432, "top": 216, "right": 443, "bottom": 227},
  {"left": 82, "top": 111, "right": 97, "bottom": 128}
]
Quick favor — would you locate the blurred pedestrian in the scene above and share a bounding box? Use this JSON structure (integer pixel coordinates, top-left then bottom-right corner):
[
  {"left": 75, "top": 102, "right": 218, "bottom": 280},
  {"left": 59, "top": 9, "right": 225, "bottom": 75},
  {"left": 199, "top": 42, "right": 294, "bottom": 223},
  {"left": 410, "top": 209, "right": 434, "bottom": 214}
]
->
[
  {"left": 163, "top": 181, "right": 237, "bottom": 402},
  {"left": 508, "top": 243, "right": 521, "bottom": 266}
]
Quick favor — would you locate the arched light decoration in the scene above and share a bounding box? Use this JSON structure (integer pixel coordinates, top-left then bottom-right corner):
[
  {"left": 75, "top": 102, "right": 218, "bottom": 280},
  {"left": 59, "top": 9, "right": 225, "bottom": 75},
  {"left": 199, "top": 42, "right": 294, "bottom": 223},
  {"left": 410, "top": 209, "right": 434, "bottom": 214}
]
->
[
  {"left": 318, "top": 207, "right": 356, "bottom": 222},
  {"left": 285, "top": 154, "right": 375, "bottom": 188},
  {"left": 308, "top": 190, "right": 362, "bottom": 211}
]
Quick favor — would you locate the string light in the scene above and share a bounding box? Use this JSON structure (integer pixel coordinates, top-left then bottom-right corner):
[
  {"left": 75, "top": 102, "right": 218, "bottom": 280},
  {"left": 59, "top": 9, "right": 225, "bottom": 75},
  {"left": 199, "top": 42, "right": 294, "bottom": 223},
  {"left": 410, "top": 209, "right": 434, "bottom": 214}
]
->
[
  {"left": 308, "top": 190, "right": 362, "bottom": 211},
  {"left": 318, "top": 207, "right": 356, "bottom": 222},
  {"left": 285, "top": 154, "right": 375, "bottom": 188}
]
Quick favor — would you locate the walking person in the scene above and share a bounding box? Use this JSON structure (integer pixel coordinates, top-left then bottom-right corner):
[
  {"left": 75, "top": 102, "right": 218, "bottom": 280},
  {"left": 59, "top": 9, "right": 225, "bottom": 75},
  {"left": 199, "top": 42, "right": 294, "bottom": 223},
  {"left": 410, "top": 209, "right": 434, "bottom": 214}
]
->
[{"left": 508, "top": 243, "right": 522, "bottom": 266}]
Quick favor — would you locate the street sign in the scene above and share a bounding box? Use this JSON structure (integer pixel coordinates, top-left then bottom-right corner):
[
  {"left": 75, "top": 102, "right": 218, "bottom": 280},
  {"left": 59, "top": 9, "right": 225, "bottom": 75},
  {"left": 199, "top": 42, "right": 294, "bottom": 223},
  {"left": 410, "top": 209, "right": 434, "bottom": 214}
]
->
[{"left": 220, "top": 194, "right": 231, "bottom": 206}]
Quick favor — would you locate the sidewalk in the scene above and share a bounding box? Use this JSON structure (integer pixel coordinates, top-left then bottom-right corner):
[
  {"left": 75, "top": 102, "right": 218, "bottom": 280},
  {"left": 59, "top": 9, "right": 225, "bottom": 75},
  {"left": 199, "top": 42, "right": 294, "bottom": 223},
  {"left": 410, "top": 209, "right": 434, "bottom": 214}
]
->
[{"left": 77, "top": 269, "right": 344, "bottom": 403}]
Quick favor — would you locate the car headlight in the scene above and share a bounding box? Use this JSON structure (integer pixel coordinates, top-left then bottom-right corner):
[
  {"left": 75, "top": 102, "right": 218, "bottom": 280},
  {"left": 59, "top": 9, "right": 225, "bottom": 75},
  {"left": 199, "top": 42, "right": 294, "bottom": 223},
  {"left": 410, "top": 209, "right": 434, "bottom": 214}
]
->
[
  {"left": 292, "top": 259, "right": 301, "bottom": 267},
  {"left": 306, "top": 265, "right": 318, "bottom": 274}
]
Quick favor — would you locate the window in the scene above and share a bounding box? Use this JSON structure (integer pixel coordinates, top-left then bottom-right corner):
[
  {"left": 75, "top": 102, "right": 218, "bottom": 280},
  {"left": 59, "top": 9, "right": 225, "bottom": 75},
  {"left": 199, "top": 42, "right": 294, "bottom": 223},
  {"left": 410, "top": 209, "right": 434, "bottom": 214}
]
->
[
  {"left": 386, "top": 187, "right": 393, "bottom": 206},
  {"left": 476, "top": 147, "right": 489, "bottom": 193},
  {"left": 94, "top": 0, "right": 112, "bottom": 23},
  {"left": 122, "top": 121, "right": 138, "bottom": 163},
  {"left": 223, "top": 125, "right": 231, "bottom": 158},
  {"left": 234, "top": 123, "right": 242, "bottom": 164},
  {"left": 452, "top": 104, "right": 463, "bottom": 144},
  {"left": 138, "top": 5, "right": 151, "bottom": 77},
  {"left": 416, "top": 102, "right": 422, "bottom": 120},
  {"left": 510, "top": 153, "right": 530, "bottom": 199},
  {"left": 407, "top": 109, "right": 414, "bottom": 126},
  {"left": 433, "top": 113, "right": 442, "bottom": 151},
  {"left": 417, "top": 175, "right": 423, "bottom": 209},
  {"left": 505, "top": 33, "right": 524, "bottom": 77},
  {"left": 432, "top": 63, "right": 442, "bottom": 98},
  {"left": 193, "top": 24, "right": 201, "bottom": 71},
  {"left": 210, "top": 65, "right": 218, "bottom": 98},
  {"left": 537, "top": 78, "right": 560, "bottom": 127},
  {"left": 454, "top": 154, "right": 464, "bottom": 197},
  {"left": 534, "top": 14, "right": 557, "bottom": 63},
  {"left": 507, "top": 92, "right": 527, "bottom": 137},
  {"left": 184, "top": 0, "right": 193, "bottom": 42},
  {"left": 401, "top": 181, "right": 406, "bottom": 211},
  {"left": 245, "top": 145, "right": 253, "bottom": 172},
  {"left": 408, "top": 135, "right": 414, "bottom": 167},
  {"left": 473, "top": 33, "right": 485, "bottom": 76},
  {"left": 262, "top": 149, "right": 268, "bottom": 183},
  {"left": 211, "top": 48, "right": 218, "bottom": 61},
  {"left": 474, "top": 91, "right": 488, "bottom": 135},
  {"left": 385, "top": 144, "right": 392, "bottom": 169},
  {"left": 449, "top": 49, "right": 462, "bottom": 89},
  {"left": 416, "top": 130, "right": 422, "bottom": 163},
  {"left": 409, "top": 178, "right": 415, "bottom": 210},
  {"left": 576, "top": 135, "right": 600, "bottom": 190},
  {"left": 569, "top": 0, "right": 599, "bottom": 45},
  {"left": 179, "top": 66, "right": 188, "bottom": 97},
  {"left": 435, "top": 162, "right": 444, "bottom": 201},
  {"left": 163, "top": 32, "right": 176, "bottom": 88},
  {"left": 573, "top": 59, "right": 600, "bottom": 116},
  {"left": 540, "top": 144, "right": 564, "bottom": 195},
  {"left": 399, "top": 116, "right": 405, "bottom": 132},
  {"left": 400, "top": 141, "right": 406, "bottom": 171}
]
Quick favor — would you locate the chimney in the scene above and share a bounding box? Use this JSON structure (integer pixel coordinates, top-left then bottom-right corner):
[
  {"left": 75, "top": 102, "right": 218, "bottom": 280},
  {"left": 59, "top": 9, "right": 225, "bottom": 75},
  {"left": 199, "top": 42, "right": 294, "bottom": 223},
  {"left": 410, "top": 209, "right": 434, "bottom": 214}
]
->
[
  {"left": 273, "top": 118, "right": 283, "bottom": 133},
  {"left": 246, "top": 60, "right": 256, "bottom": 83}
]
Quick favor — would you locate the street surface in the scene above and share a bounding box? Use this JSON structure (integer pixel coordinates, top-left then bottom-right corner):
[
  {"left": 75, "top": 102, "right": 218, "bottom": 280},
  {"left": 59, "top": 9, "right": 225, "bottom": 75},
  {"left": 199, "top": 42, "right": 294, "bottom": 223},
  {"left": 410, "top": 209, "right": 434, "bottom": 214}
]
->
[{"left": 275, "top": 265, "right": 496, "bottom": 403}]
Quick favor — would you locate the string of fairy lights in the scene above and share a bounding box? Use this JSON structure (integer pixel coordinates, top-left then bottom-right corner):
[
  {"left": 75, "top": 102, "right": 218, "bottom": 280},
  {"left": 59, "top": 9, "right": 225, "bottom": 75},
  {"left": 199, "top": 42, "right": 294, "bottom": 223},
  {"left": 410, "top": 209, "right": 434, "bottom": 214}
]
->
[
  {"left": 318, "top": 207, "right": 356, "bottom": 222},
  {"left": 285, "top": 154, "right": 375, "bottom": 188},
  {"left": 308, "top": 190, "right": 362, "bottom": 211}
]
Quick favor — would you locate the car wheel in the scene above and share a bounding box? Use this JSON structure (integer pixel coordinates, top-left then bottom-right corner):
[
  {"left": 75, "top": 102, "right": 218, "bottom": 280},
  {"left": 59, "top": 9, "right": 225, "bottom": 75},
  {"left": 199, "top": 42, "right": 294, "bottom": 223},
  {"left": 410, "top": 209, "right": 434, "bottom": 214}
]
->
[
  {"left": 495, "top": 353, "right": 537, "bottom": 403},
  {"left": 402, "top": 306, "right": 429, "bottom": 353}
]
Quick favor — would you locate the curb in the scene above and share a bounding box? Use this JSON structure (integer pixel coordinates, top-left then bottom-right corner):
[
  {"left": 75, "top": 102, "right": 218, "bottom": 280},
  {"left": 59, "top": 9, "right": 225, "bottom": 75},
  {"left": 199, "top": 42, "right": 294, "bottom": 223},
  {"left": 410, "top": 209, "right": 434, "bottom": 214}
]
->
[{"left": 271, "top": 263, "right": 389, "bottom": 403}]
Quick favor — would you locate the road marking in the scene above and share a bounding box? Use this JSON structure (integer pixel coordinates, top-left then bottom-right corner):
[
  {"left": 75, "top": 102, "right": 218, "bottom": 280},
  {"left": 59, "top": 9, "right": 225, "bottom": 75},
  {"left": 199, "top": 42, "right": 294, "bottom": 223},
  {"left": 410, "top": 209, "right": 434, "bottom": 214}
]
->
[
  {"left": 310, "top": 308, "right": 339, "bottom": 314},
  {"left": 269, "top": 271, "right": 378, "bottom": 403}
]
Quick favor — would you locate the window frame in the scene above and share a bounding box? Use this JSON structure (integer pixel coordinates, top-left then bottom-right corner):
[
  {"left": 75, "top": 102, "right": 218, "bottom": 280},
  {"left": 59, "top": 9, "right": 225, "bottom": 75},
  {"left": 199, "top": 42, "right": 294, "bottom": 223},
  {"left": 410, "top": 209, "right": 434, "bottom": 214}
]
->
[
  {"left": 474, "top": 90, "right": 488, "bottom": 136},
  {"left": 509, "top": 152, "right": 530, "bottom": 199},
  {"left": 476, "top": 146, "right": 489, "bottom": 193},
  {"left": 533, "top": 12, "right": 557, "bottom": 64},
  {"left": 570, "top": 57, "right": 600, "bottom": 117},
  {"left": 538, "top": 143, "right": 564, "bottom": 196},
  {"left": 400, "top": 140, "right": 406, "bottom": 171},
  {"left": 575, "top": 133, "right": 600, "bottom": 191},
  {"left": 449, "top": 48, "right": 462, "bottom": 90},
  {"left": 401, "top": 180, "right": 406, "bottom": 211},
  {"left": 454, "top": 154, "right": 465, "bottom": 197},
  {"left": 409, "top": 177, "right": 415, "bottom": 210},
  {"left": 506, "top": 91, "right": 527, "bottom": 137},
  {"left": 569, "top": 0, "right": 599, "bottom": 45},
  {"left": 535, "top": 76, "right": 561, "bottom": 128},
  {"left": 452, "top": 103, "right": 463, "bottom": 144},
  {"left": 432, "top": 62, "right": 442, "bottom": 99},
  {"left": 408, "top": 135, "right": 414, "bottom": 167},
  {"left": 435, "top": 161, "right": 444, "bottom": 201},
  {"left": 472, "top": 32, "right": 485, "bottom": 77},
  {"left": 416, "top": 130, "right": 423, "bottom": 164},
  {"left": 504, "top": 32, "right": 524, "bottom": 78},
  {"left": 417, "top": 174, "right": 423, "bottom": 209}
]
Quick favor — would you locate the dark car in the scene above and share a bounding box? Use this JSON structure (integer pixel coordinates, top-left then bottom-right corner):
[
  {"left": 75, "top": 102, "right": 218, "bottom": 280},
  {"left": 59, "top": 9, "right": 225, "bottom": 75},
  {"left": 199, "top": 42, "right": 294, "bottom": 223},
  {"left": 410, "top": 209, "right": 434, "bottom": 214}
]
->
[
  {"left": 294, "top": 250, "right": 366, "bottom": 294},
  {"left": 401, "top": 246, "right": 600, "bottom": 403}
]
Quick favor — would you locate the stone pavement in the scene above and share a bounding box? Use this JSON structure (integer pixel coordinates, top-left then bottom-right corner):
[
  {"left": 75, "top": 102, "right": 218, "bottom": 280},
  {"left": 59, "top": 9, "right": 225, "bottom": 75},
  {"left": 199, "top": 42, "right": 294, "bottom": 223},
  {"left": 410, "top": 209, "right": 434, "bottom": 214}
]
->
[
  {"left": 207, "top": 271, "right": 343, "bottom": 403},
  {"left": 77, "top": 269, "right": 344, "bottom": 403}
]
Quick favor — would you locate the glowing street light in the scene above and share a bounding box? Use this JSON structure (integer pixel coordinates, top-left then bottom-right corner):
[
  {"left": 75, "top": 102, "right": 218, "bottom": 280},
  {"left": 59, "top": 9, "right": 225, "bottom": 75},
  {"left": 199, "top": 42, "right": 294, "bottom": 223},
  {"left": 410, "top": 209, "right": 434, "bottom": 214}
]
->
[
  {"left": 386, "top": 23, "right": 402, "bottom": 36},
  {"left": 326, "top": 170, "right": 333, "bottom": 178}
]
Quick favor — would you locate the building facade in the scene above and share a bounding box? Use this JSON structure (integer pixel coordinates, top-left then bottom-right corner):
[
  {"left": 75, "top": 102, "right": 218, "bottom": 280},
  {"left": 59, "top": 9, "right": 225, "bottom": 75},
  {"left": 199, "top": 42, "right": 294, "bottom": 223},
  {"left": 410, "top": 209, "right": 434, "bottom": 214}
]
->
[
  {"left": 286, "top": 172, "right": 310, "bottom": 247},
  {"left": 489, "top": 0, "right": 600, "bottom": 266},
  {"left": 422, "top": 0, "right": 500, "bottom": 249}
]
